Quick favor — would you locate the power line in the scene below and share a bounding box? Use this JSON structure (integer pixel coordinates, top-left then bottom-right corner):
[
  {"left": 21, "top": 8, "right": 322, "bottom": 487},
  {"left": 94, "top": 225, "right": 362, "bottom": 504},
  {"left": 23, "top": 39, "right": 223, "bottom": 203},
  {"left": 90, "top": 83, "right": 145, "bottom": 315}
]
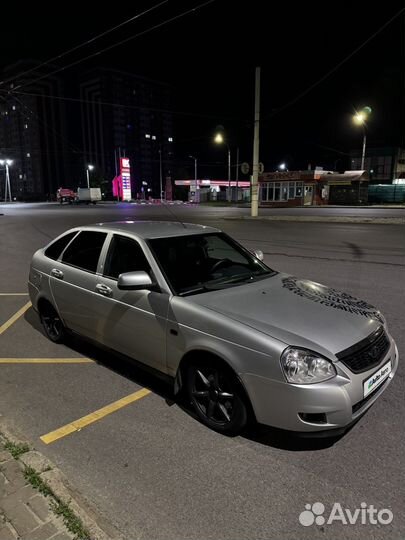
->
[
  {"left": 0, "top": 1, "right": 168, "bottom": 90},
  {"left": 265, "top": 7, "right": 405, "bottom": 121},
  {"left": 13, "top": 0, "right": 217, "bottom": 92},
  {"left": 0, "top": 88, "right": 234, "bottom": 121}
]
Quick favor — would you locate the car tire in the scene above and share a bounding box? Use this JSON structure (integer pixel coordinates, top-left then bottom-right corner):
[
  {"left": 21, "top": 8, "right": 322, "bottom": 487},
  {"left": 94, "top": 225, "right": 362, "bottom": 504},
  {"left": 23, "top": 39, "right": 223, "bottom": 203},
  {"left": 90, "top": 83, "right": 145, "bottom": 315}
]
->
[
  {"left": 186, "top": 359, "right": 248, "bottom": 435},
  {"left": 40, "top": 303, "right": 66, "bottom": 343}
]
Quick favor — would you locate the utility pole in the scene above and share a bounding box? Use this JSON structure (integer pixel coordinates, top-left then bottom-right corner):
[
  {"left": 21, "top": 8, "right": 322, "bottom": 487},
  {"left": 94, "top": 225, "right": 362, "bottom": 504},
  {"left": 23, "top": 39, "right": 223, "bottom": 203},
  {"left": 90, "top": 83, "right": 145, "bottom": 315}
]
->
[
  {"left": 235, "top": 147, "right": 239, "bottom": 202},
  {"left": 251, "top": 67, "right": 261, "bottom": 217}
]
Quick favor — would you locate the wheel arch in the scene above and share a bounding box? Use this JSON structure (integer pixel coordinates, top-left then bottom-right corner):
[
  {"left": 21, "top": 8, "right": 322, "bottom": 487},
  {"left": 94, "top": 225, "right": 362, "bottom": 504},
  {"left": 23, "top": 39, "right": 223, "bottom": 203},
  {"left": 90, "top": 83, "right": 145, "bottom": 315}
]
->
[
  {"left": 174, "top": 349, "right": 256, "bottom": 422},
  {"left": 37, "top": 296, "right": 57, "bottom": 315},
  {"left": 36, "top": 295, "right": 64, "bottom": 325}
]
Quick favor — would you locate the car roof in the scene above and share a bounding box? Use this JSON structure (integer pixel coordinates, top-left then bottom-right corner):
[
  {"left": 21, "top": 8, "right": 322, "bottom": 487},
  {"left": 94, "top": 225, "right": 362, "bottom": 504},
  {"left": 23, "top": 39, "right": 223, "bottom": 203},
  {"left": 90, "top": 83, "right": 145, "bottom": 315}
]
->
[{"left": 80, "top": 221, "right": 220, "bottom": 239}]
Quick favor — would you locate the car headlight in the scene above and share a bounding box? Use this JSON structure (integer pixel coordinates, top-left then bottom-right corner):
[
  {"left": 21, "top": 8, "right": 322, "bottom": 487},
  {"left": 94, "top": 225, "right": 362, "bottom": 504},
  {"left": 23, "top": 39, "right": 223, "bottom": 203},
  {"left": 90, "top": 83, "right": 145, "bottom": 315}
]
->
[{"left": 280, "top": 347, "right": 336, "bottom": 384}]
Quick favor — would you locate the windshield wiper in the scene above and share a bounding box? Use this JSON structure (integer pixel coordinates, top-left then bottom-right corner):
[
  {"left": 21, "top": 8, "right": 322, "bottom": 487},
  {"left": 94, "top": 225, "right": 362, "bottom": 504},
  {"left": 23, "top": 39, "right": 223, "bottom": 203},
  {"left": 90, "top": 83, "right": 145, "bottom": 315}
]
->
[
  {"left": 178, "top": 284, "right": 220, "bottom": 297},
  {"left": 178, "top": 271, "right": 274, "bottom": 296}
]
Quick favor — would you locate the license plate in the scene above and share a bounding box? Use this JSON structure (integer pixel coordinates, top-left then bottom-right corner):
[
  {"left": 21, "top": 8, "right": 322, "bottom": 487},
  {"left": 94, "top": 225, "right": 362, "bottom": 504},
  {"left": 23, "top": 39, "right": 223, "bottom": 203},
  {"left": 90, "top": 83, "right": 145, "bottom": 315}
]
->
[{"left": 363, "top": 361, "right": 392, "bottom": 398}]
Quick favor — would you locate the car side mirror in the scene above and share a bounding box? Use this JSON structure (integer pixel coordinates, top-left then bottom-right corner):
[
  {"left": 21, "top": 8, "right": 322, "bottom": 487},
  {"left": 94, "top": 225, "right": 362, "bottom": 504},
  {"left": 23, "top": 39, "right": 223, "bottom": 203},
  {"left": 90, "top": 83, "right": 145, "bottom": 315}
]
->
[
  {"left": 253, "top": 249, "right": 264, "bottom": 261},
  {"left": 117, "top": 271, "right": 154, "bottom": 291}
]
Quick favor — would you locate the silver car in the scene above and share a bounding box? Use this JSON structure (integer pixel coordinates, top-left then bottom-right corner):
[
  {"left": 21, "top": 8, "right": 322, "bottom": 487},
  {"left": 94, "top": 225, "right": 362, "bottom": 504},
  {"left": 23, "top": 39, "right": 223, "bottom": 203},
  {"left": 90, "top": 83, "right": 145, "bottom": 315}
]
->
[{"left": 28, "top": 221, "right": 398, "bottom": 436}]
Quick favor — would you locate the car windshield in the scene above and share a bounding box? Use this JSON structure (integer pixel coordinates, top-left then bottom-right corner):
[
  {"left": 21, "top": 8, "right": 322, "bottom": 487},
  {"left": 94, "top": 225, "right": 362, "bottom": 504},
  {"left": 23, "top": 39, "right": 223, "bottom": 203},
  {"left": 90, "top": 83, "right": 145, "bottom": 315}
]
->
[{"left": 148, "top": 233, "right": 275, "bottom": 296}]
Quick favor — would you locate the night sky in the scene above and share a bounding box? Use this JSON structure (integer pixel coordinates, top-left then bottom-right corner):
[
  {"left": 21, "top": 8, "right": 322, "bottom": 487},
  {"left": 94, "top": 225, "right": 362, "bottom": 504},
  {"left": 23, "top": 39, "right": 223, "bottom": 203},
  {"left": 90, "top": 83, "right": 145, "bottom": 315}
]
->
[{"left": 0, "top": 1, "right": 403, "bottom": 178}]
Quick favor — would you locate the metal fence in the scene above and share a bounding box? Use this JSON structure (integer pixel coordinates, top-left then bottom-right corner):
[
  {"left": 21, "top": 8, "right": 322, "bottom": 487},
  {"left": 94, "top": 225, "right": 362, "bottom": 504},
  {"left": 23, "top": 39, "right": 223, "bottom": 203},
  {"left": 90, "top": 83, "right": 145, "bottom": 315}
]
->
[{"left": 368, "top": 185, "right": 405, "bottom": 204}]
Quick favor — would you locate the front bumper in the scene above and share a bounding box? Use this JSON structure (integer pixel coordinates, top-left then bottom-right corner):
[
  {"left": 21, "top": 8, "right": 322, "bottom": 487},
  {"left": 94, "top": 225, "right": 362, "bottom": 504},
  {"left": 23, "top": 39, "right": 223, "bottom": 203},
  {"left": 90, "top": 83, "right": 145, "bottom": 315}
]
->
[{"left": 241, "top": 336, "right": 399, "bottom": 433}]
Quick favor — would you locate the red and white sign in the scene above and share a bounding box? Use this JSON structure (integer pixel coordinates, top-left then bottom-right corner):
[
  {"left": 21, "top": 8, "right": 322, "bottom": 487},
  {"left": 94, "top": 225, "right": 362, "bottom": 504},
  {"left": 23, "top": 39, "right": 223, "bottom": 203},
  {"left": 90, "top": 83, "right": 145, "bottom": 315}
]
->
[
  {"left": 120, "top": 158, "right": 132, "bottom": 201},
  {"left": 175, "top": 179, "right": 250, "bottom": 188}
]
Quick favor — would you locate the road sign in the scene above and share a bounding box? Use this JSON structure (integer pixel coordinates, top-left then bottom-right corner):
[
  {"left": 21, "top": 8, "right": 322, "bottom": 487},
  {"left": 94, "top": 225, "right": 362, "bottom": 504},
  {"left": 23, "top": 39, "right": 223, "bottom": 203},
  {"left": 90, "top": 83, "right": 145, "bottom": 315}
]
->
[{"left": 241, "top": 162, "right": 250, "bottom": 174}]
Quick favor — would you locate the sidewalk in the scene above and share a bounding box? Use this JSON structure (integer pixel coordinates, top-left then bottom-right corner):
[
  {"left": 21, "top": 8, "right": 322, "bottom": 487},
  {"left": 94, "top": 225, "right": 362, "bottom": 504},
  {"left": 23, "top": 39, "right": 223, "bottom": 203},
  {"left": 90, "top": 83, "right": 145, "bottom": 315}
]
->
[
  {"left": 0, "top": 449, "right": 73, "bottom": 540},
  {"left": 0, "top": 426, "right": 121, "bottom": 540}
]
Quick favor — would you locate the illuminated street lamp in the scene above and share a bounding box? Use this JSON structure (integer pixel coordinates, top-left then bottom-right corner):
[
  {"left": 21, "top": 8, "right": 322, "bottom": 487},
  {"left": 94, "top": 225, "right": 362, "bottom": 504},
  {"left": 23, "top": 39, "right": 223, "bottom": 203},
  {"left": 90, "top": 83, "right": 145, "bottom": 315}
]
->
[
  {"left": 86, "top": 164, "right": 94, "bottom": 188},
  {"left": 214, "top": 132, "right": 231, "bottom": 201},
  {"left": 278, "top": 162, "right": 287, "bottom": 171},
  {"left": 353, "top": 107, "right": 371, "bottom": 170},
  {"left": 0, "top": 159, "right": 13, "bottom": 202}
]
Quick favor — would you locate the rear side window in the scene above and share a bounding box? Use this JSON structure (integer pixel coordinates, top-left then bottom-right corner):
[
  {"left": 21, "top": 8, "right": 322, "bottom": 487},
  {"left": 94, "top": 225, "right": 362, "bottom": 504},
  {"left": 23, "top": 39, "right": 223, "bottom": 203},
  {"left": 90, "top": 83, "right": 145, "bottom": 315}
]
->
[
  {"left": 45, "top": 231, "right": 77, "bottom": 260},
  {"left": 104, "top": 235, "right": 150, "bottom": 279},
  {"left": 62, "top": 231, "right": 107, "bottom": 273}
]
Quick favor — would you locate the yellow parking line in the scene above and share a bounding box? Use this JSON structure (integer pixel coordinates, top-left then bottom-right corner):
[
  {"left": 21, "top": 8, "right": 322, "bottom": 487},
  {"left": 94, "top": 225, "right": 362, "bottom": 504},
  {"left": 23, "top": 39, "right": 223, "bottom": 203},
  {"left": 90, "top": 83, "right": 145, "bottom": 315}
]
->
[
  {"left": 40, "top": 388, "right": 152, "bottom": 444},
  {"left": 0, "top": 301, "right": 32, "bottom": 335},
  {"left": 0, "top": 358, "right": 94, "bottom": 364},
  {"left": 0, "top": 293, "right": 29, "bottom": 296}
]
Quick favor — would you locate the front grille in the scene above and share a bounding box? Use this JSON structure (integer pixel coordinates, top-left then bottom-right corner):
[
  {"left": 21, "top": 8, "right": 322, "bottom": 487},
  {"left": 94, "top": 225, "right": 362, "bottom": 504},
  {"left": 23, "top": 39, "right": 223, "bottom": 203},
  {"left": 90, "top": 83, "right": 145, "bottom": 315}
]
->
[
  {"left": 336, "top": 327, "right": 390, "bottom": 374},
  {"left": 352, "top": 377, "right": 390, "bottom": 415}
]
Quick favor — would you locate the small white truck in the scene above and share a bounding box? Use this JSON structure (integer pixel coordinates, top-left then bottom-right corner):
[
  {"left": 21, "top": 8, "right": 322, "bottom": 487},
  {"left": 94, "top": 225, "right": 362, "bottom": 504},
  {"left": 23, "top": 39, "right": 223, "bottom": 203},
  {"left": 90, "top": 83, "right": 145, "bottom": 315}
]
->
[{"left": 76, "top": 187, "right": 102, "bottom": 205}]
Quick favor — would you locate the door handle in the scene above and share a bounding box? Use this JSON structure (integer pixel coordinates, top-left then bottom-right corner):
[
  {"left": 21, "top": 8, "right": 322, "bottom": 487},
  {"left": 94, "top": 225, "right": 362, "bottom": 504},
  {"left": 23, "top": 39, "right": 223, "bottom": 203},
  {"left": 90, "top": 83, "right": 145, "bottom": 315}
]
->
[
  {"left": 95, "top": 283, "right": 113, "bottom": 297},
  {"left": 51, "top": 268, "right": 64, "bottom": 279}
]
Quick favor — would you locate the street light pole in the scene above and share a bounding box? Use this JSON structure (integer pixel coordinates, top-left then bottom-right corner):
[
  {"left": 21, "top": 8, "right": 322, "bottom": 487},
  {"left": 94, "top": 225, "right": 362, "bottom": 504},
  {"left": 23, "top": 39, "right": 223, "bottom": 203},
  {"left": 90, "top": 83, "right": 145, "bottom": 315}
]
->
[
  {"left": 214, "top": 132, "right": 233, "bottom": 202},
  {"left": 353, "top": 107, "right": 371, "bottom": 205},
  {"left": 227, "top": 146, "right": 231, "bottom": 201},
  {"left": 0, "top": 159, "right": 13, "bottom": 202},
  {"left": 159, "top": 146, "right": 163, "bottom": 202},
  {"left": 353, "top": 108, "right": 371, "bottom": 170},
  {"left": 86, "top": 164, "right": 94, "bottom": 189},
  {"left": 235, "top": 147, "right": 239, "bottom": 201},
  {"left": 361, "top": 129, "right": 367, "bottom": 170},
  {"left": 189, "top": 155, "right": 197, "bottom": 181},
  {"left": 251, "top": 66, "right": 261, "bottom": 217},
  {"left": 5, "top": 162, "right": 11, "bottom": 202}
]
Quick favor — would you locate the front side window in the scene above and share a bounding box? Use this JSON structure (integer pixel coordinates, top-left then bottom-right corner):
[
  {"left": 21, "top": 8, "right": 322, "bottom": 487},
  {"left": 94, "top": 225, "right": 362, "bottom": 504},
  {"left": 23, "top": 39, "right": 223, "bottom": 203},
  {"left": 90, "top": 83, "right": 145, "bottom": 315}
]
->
[
  {"left": 149, "top": 233, "right": 275, "bottom": 296},
  {"left": 45, "top": 231, "right": 77, "bottom": 260},
  {"left": 104, "top": 235, "right": 150, "bottom": 280},
  {"left": 62, "top": 231, "right": 107, "bottom": 273}
]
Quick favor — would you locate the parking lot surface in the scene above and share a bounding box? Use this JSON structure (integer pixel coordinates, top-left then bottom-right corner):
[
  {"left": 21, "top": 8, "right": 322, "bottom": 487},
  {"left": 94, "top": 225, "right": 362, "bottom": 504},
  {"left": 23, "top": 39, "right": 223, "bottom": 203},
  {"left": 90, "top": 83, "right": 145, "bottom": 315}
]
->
[{"left": 0, "top": 203, "right": 404, "bottom": 539}]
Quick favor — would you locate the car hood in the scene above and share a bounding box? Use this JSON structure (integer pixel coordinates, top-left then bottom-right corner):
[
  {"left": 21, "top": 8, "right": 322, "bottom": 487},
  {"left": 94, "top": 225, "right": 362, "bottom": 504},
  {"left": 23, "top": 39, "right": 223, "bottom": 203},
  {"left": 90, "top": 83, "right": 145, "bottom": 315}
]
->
[{"left": 188, "top": 273, "right": 384, "bottom": 357}]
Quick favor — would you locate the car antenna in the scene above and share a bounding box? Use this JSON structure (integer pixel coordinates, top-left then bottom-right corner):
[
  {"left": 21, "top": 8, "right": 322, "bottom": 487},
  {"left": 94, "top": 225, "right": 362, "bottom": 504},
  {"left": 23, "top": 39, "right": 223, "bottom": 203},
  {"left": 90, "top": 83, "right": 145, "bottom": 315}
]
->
[{"left": 160, "top": 198, "right": 188, "bottom": 228}]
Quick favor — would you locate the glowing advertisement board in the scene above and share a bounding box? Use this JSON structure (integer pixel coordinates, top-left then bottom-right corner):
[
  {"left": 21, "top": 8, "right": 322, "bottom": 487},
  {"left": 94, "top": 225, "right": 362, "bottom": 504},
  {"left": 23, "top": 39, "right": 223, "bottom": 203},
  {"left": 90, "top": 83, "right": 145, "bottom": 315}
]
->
[{"left": 120, "top": 157, "right": 132, "bottom": 201}]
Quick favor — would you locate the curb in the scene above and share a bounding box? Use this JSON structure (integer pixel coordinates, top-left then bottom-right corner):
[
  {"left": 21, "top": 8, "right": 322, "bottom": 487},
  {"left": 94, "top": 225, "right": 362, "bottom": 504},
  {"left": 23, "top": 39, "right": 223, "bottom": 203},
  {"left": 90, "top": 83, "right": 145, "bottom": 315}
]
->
[
  {"left": 0, "top": 420, "right": 123, "bottom": 540},
  {"left": 223, "top": 216, "right": 405, "bottom": 225}
]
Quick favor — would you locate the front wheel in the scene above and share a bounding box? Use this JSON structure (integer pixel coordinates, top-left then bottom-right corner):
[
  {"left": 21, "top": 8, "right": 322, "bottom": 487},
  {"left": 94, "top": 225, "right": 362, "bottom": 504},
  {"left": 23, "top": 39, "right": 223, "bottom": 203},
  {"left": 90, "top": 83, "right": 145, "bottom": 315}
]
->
[
  {"left": 40, "top": 304, "right": 66, "bottom": 343},
  {"left": 186, "top": 360, "right": 248, "bottom": 435}
]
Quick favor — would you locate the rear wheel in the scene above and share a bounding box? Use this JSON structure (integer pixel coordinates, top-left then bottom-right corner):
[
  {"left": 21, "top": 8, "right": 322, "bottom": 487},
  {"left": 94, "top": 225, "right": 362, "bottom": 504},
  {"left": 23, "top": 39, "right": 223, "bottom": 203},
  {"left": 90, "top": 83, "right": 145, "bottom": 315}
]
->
[
  {"left": 186, "top": 359, "right": 248, "bottom": 434},
  {"left": 40, "top": 303, "right": 65, "bottom": 343}
]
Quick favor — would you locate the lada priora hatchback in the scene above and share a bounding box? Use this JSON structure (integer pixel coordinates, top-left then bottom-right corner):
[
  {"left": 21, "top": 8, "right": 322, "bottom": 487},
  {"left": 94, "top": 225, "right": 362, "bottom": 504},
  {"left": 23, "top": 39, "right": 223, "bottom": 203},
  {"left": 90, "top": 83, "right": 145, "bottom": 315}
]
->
[{"left": 28, "top": 221, "right": 398, "bottom": 435}]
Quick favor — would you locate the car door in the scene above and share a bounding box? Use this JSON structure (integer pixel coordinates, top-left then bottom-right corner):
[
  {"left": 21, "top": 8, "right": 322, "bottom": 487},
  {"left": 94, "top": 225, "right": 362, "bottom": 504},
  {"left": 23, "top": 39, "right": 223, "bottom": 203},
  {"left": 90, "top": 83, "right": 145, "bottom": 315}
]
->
[
  {"left": 50, "top": 230, "right": 108, "bottom": 339},
  {"left": 93, "top": 234, "right": 169, "bottom": 373}
]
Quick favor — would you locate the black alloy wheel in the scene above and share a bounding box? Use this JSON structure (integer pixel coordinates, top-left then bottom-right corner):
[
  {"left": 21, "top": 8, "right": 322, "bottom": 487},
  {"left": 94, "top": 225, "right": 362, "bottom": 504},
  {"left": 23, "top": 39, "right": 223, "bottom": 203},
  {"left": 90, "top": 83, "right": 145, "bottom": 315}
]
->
[{"left": 187, "top": 360, "right": 248, "bottom": 434}]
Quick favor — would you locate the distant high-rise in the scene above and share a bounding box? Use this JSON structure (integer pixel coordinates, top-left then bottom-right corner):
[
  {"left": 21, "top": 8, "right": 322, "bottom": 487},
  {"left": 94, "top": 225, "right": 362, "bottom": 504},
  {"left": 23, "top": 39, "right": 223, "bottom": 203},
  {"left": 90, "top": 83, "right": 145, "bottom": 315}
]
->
[
  {"left": 80, "top": 67, "right": 174, "bottom": 198},
  {"left": 0, "top": 61, "right": 71, "bottom": 199}
]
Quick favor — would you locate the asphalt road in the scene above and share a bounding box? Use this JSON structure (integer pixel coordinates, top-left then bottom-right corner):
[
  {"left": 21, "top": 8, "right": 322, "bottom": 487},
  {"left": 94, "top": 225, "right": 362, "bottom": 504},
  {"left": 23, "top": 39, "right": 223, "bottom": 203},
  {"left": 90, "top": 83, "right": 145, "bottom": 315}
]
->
[{"left": 0, "top": 202, "right": 404, "bottom": 540}]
